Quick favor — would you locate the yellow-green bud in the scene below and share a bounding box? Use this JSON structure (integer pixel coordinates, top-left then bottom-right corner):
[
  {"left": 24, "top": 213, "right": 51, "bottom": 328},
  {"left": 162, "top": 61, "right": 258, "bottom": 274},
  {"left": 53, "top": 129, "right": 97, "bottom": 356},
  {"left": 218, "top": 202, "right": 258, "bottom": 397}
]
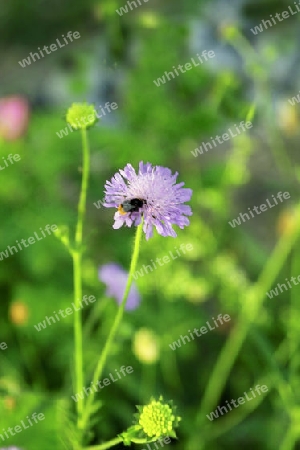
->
[
  {"left": 137, "top": 396, "right": 181, "bottom": 439},
  {"left": 66, "top": 102, "right": 97, "bottom": 130},
  {"left": 119, "top": 397, "right": 180, "bottom": 446}
]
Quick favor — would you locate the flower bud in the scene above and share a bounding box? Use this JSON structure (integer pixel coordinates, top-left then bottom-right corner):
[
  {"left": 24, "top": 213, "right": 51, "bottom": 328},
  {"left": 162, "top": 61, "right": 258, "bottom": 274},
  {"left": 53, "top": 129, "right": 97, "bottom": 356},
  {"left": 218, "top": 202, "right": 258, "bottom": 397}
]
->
[{"left": 66, "top": 102, "right": 97, "bottom": 130}]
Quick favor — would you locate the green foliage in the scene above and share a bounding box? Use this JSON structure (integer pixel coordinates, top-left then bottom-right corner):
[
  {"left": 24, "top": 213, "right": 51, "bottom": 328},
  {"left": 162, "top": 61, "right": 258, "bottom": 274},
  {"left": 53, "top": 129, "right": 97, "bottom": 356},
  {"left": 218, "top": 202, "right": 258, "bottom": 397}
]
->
[{"left": 1, "top": 1, "right": 300, "bottom": 449}]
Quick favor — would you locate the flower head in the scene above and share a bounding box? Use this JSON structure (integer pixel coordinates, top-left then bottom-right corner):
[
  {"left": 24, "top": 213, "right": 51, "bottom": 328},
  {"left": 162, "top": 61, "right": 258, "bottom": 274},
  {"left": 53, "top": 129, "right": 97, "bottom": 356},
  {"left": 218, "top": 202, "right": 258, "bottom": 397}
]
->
[
  {"left": 66, "top": 102, "right": 97, "bottom": 130},
  {"left": 136, "top": 396, "right": 181, "bottom": 439},
  {"left": 0, "top": 96, "right": 29, "bottom": 141},
  {"left": 99, "top": 263, "right": 140, "bottom": 310},
  {"left": 119, "top": 396, "right": 180, "bottom": 446},
  {"left": 104, "top": 162, "right": 192, "bottom": 240}
]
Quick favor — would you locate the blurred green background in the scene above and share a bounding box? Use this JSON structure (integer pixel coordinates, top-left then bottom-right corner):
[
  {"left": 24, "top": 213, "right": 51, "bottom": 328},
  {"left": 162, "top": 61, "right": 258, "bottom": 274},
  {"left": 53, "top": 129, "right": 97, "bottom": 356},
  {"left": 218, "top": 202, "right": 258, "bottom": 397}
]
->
[{"left": 1, "top": 0, "right": 300, "bottom": 449}]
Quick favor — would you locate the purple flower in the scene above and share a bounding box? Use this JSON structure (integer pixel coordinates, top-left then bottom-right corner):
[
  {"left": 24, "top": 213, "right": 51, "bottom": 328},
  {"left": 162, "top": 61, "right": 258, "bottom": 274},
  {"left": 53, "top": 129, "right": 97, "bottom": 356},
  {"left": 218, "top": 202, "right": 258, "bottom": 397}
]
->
[
  {"left": 104, "top": 162, "right": 192, "bottom": 240},
  {"left": 99, "top": 263, "right": 140, "bottom": 310},
  {"left": 0, "top": 447, "right": 23, "bottom": 450}
]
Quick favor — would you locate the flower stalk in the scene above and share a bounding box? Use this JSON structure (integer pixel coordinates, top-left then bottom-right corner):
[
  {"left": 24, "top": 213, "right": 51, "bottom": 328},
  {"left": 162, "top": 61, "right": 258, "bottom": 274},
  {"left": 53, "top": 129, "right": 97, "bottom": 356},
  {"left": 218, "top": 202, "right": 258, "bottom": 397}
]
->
[
  {"left": 73, "top": 125, "right": 90, "bottom": 432},
  {"left": 82, "top": 218, "right": 144, "bottom": 430}
]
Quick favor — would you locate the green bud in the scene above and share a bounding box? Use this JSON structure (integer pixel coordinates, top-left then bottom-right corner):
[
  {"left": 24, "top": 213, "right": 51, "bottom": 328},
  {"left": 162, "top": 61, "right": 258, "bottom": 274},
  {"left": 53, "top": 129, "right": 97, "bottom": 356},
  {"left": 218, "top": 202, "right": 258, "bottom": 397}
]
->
[
  {"left": 119, "top": 397, "right": 180, "bottom": 446},
  {"left": 66, "top": 102, "right": 97, "bottom": 130},
  {"left": 138, "top": 397, "right": 178, "bottom": 438}
]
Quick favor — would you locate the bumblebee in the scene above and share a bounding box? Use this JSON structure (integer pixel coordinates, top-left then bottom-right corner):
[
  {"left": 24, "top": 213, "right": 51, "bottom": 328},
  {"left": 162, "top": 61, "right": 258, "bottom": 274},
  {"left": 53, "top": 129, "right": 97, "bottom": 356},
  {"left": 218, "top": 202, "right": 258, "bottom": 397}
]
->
[{"left": 118, "top": 198, "right": 146, "bottom": 215}]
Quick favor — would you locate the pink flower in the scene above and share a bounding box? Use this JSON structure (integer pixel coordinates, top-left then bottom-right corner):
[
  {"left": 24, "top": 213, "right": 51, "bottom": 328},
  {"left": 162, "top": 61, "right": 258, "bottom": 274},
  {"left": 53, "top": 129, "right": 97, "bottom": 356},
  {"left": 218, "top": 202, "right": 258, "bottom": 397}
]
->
[{"left": 0, "top": 96, "right": 29, "bottom": 141}]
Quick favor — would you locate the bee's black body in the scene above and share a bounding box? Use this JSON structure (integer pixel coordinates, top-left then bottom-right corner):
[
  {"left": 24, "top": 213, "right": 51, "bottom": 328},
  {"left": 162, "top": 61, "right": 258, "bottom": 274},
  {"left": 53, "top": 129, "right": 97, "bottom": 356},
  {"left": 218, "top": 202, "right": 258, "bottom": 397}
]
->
[{"left": 118, "top": 198, "right": 146, "bottom": 215}]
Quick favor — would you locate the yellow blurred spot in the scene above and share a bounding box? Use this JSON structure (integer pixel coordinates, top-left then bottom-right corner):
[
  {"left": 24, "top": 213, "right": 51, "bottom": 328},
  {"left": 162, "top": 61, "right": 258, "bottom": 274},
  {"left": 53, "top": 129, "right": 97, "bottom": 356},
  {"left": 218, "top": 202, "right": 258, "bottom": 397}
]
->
[
  {"left": 133, "top": 328, "right": 160, "bottom": 364},
  {"left": 219, "top": 23, "right": 239, "bottom": 40},
  {"left": 277, "top": 208, "right": 298, "bottom": 236},
  {"left": 186, "top": 281, "right": 210, "bottom": 304},
  {"left": 277, "top": 101, "right": 298, "bottom": 135},
  {"left": 4, "top": 396, "right": 16, "bottom": 411},
  {"left": 9, "top": 300, "right": 29, "bottom": 325},
  {"left": 139, "top": 12, "right": 160, "bottom": 28}
]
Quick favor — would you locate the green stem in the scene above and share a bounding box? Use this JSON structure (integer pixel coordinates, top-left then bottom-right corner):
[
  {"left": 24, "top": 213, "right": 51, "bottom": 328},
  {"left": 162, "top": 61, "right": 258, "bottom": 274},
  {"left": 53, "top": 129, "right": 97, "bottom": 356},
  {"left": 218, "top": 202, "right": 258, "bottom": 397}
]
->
[
  {"left": 82, "top": 220, "right": 144, "bottom": 429},
  {"left": 73, "top": 126, "right": 90, "bottom": 431},
  {"left": 280, "top": 425, "right": 298, "bottom": 450},
  {"left": 199, "top": 330, "right": 297, "bottom": 442},
  {"left": 203, "top": 377, "right": 275, "bottom": 441},
  {"left": 76, "top": 127, "right": 90, "bottom": 244},
  {"left": 289, "top": 243, "right": 300, "bottom": 386},
  {"left": 225, "top": 29, "right": 293, "bottom": 176},
  {"left": 73, "top": 253, "right": 84, "bottom": 428},
  {"left": 196, "top": 204, "right": 300, "bottom": 428},
  {"left": 85, "top": 436, "right": 122, "bottom": 450}
]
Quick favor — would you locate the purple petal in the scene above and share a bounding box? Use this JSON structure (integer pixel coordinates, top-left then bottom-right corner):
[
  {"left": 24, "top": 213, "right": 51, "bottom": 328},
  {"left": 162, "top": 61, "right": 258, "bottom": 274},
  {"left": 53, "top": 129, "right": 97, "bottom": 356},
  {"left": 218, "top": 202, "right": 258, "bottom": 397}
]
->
[
  {"left": 99, "top": 263, "right": 141, "bottom": 311},
  {"left": 103, "top": 162, "right": 193, "bottom": 240}
]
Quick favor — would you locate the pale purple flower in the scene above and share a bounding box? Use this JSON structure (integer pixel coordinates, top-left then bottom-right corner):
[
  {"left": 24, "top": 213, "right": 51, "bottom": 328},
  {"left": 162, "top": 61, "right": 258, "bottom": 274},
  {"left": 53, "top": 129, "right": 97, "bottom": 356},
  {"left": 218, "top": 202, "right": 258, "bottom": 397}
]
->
[
  {"left": 99, "top": 263, "right": 140, "bottom": 310},
  {"left": 104, "top": 162, "right": 192, "bottom": 240},
  {"left": 0, "top": 447, "right": 23, "bottom": 450}
]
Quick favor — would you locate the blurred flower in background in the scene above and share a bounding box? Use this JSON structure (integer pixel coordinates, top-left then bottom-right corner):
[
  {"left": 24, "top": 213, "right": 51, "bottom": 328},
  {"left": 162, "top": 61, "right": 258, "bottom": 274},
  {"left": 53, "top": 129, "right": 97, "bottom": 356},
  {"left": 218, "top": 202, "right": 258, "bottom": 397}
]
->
[
  {"left": 276, "top": 99, "right": 298, "bottom": 135},
  {"left": 0, "top": 447, "right": 23, "bottom": 450},
  {"left": 277, "top": 207, "right": 298, "bottom": 236},
  {"left": 99, "top": 263, "right": 140, "bottom": 310},
  {"left": 3, "top": 396, "right": 16, "bottom": 411},
  {"left": 133, "top": 328, "right": 160, "bottom": 364},
  {"left": 0, "top": 96, "right": 29, "bottom": 141},
  {"left": 9, "top": 300, "right": 29, "bottom": 325}
]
